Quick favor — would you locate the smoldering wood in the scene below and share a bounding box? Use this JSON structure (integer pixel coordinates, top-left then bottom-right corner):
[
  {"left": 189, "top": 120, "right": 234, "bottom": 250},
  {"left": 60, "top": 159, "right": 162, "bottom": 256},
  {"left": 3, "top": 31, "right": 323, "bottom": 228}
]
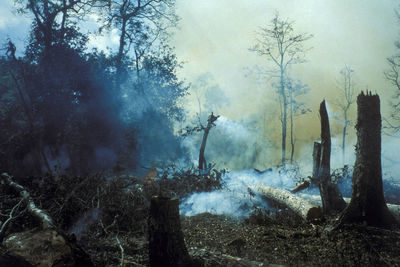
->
[
  {"left": 249, "top": 185, "right": 323, "bottom": 222},
  {"left": 318, "top": 101, "right": 346, "bottom": 214},
  {"left": 0, "top": 173, "right": 54, "bottom": 229},
  {"left": 148, "top": 196, "right": 201, "bottom": 267},
  {"left": 290, "top": 180, "right": 310, "bottom": 193},
  {"left": 337, "top": 92, "right": 399, "bottom": 228}
]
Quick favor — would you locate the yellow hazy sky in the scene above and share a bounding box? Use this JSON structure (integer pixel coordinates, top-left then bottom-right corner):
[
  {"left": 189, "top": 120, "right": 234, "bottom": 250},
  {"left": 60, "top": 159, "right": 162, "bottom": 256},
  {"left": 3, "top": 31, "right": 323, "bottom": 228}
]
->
[
  {"left": 171, "top": 0, "right": 400, "bottom": 165},
  {"left": 172, "top": 0, "right": 399, "bottom": 114}
]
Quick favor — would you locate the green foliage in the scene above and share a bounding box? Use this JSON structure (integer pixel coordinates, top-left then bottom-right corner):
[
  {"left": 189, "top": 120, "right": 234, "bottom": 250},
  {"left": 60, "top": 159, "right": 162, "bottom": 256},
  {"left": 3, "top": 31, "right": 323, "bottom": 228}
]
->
[{"left": 0, "top": 0, "right": 187, "bottom": 176}]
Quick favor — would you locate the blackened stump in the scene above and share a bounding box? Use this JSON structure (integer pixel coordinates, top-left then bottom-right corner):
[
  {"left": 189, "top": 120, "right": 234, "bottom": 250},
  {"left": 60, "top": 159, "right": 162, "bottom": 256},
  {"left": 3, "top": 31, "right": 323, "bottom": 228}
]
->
[
  {"left": 337, "top": 92, "right": 398, "bottom": 228},
  {"left": 148, "top": 196, "right": 200, "bottom": 267},
  {"left": 312, "top": 142, "right": 321, "bottom": 180},
  {"left": 318, "top": 101, "right": 346, "bottom": 214}
]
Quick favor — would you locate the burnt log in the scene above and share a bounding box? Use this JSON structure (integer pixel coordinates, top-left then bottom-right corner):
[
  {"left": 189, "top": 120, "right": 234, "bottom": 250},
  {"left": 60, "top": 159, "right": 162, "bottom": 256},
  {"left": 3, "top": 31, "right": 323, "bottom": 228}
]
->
[
  {"left": 297, "top": 193, "right": 400, "bottom": 221},
  {"left": 318, "top": 101, "right": 346, "bottom": 214},
  {"left": 249, "top": 185, "right": 323, "bottom": 222},
  {"left": 290, "top": 180, "right": 310, "bottom": 193},
  {"left": 337, "top": 92, "right": 399, "bottom": 228},
  {"left": 148, "top": 196, "right": 202, "bottom": 267}
]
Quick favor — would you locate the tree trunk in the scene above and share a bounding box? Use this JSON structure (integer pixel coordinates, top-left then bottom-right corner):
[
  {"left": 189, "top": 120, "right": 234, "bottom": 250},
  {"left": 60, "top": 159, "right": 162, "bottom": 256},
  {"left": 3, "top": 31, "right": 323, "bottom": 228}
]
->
[
  {"left": 198, "top": 128, "right": 210, "bottom": 171},
  {"left": 290, "top": 91, "right": 295, "bottom": 164},
  {"left": 280, "top": 67, "right": 287, "bottom": 166},
  {"left": 312, "top": 142, "right": 321, "bottom": 179},
  {"left": 337, "top": 92, "right": 398, "bottom": 228},
  {"left": 116, "top": 18, "right": 127, "bottom": 85},
  {"left": 249, "top": 185, "right": 323, "bottom": 222},
  {"left": 148, "top": 196, "right": 200, "bottom": 267},
  {"left": 342, "top": 111, "right": 349, "bottom": 166},
  {"left": 198, "top": 113, "right": 219, "bottom": 171},
  {"left": 319, "top": 101, "right": 346, "bottom": 214}
]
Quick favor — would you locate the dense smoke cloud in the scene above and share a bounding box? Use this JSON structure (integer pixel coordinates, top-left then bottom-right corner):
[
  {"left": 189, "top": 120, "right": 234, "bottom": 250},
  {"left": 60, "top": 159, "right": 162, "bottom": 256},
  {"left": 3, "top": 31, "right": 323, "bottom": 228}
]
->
[{"left": 173, "top": 0, "right": 399, "bottom": 164}]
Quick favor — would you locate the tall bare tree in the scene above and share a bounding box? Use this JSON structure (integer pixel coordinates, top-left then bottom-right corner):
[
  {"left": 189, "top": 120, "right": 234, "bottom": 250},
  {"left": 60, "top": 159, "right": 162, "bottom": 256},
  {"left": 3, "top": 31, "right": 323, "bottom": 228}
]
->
[
  {"left": 385, "top": 53, "right": 400, "bottom": 131},
  {"left": 335, "top": 66, "right": 356, "bottom": 165},
  {"left": 250, "top": 14, "right": 312, "bottom": 166}
]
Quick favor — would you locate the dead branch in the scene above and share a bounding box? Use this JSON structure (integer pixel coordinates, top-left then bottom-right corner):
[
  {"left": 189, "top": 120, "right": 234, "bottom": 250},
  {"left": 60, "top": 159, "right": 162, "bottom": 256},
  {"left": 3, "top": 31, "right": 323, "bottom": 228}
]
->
[
  {"left": 115, "top": 234, "right": 125, "bottom": 267},
  {"left": 0, "top": 197, "right": 26, "bottom": 241},
  {"left": 0, "top": 173, "right": 54, "bottom": 229}
]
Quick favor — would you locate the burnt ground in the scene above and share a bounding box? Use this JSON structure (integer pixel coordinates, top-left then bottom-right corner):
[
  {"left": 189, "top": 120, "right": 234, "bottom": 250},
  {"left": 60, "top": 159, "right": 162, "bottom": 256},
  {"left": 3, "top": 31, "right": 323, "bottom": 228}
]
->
[
  {"left": 1, "top": 171, "right": 400, "bottom": 266},
  {"left": 182, "top": 213, "right": 400, "bottom": 267},
  {"left": 83, "top": 211, "right": 400, "bottom": 267}
]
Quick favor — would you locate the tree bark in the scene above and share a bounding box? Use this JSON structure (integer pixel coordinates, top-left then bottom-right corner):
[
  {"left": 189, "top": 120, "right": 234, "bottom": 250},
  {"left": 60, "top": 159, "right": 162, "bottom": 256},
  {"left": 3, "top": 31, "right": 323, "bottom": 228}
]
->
[
  {"left": 249, "top": 185, "right": 323, "bottom": 222},
  {"left": 290, "top": 90, "right": 295, "bottom": 164},
  {"left": 312, "top": 142, "right": 321, "bottom": 179},
  {"left": 318, "top": 101, "right": 346, "bottom": 214},
  {"left": 280, "top": 68, "right": 287, "bottom": 166},
  {"left": 342, "top": 113, "right": 349, "bottom": 166},
  {"left": 198, "top": 113, "right": 219, "bottom": 171},
  {"left": 337, "top": 92, "right": 399, "bottom": 228},
  {"left": 148, "top": 196, "right": 200, "bottom": 267}
]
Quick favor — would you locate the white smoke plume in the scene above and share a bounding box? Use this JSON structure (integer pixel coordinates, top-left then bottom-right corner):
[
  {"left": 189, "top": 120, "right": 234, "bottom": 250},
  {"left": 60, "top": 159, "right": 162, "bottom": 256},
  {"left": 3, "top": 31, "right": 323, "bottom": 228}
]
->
[{"left": 180, "top": 167, "right": 297, "bottom": 217}]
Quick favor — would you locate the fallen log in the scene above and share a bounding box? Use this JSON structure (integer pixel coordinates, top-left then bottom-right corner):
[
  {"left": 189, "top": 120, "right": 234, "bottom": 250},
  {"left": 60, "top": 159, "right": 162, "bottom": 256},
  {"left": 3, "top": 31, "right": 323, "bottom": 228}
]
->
[
  {"left": 249, "top": 185, "right": 323, "bottom": 222},
  {"left": 297, "top": 193, "right": 400, "bottom": 221}
]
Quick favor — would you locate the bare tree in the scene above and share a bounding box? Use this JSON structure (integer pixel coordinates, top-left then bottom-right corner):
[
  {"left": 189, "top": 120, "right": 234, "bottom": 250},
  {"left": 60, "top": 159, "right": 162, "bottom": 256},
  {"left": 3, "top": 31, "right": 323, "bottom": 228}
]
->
[
  {"left": 335, "top": 66, "right": 356, "bottom": 165},
  {"left": 385, "top": 52, "right": 400, "bottom": 132},
  {"left": 250, "top": 13, "right": 312, "bottom": 166}
]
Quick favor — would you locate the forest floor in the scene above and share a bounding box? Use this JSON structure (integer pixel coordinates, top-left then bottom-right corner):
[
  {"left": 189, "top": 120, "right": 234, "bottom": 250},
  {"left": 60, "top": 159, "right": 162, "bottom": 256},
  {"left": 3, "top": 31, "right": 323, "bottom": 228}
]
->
[
  {"left": 182, "top": 213, "right": 400, "bottom": 267},
  {"left": 84, "top": 211, "right": 400, "bottom": 267},
  {"left": 2, "top": 171, "right": 400, "bottom": 266}
]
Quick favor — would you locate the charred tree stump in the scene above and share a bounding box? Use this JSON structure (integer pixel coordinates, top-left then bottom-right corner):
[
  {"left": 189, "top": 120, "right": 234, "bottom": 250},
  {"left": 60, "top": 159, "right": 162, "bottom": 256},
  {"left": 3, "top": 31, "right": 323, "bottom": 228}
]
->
[
  {"left": 312, "top": 142, "right": 322, "bottom": 179},
  {"left": 148, "top": 196, "right": 201, "bottom": 267},
  {"left": 318, "top": 101, "right": 346, "bottom": 214},
  {"left": 337, "top": 92, "right": 398, "bottom": 228}
]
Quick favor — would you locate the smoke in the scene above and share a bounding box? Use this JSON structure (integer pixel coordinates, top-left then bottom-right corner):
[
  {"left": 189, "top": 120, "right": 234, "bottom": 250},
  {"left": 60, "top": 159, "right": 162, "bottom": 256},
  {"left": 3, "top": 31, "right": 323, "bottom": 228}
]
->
[
  {"left": 68, "top": 208, "right": 101, "bottom": 240},
  {"left": 181, "top": 115, "right": 274, "bottom": 170},
  {"left": 180, "top": 167, "right": 297, "bottom": 217}
]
